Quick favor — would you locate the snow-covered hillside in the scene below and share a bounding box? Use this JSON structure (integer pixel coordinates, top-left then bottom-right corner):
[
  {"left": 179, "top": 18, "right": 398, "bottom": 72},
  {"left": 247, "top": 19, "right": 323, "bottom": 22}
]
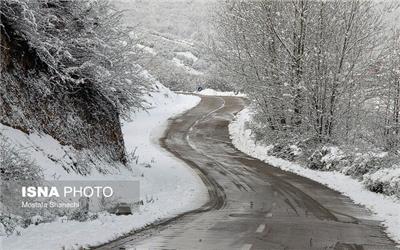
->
[
  {"left": 115, "top": 0, "right": 218, "bottom": 91},
  {"left": 0, "top": 75, "right": 208, "bottom": 249}
]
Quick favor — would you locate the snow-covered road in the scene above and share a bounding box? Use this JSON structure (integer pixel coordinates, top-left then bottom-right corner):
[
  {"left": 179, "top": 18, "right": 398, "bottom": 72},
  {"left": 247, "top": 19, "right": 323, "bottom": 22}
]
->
[
  {"left": 98, "top": 95, "right": 397, "bottom": 250},
  {"left": 230, "top": 108, "right": 400, "bottom": 245}
]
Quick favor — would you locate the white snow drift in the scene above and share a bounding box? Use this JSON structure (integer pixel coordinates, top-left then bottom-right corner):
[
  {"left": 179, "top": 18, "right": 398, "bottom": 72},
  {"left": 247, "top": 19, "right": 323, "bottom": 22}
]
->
[{"left": 197, "top": 88, "right": 246, "bottom": 97}]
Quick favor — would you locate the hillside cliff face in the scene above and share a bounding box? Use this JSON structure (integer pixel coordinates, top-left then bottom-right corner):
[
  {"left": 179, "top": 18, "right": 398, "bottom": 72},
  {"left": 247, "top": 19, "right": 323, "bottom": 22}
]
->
[{"left": 0, "top": 16, "right": 126, "bottom": 165}]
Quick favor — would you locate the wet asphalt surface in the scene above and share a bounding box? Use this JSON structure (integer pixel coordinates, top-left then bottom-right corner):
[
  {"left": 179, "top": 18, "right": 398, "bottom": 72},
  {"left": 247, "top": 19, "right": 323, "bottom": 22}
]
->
[{"left": 95, "top": 96, "right": 397, "bottom": 250}]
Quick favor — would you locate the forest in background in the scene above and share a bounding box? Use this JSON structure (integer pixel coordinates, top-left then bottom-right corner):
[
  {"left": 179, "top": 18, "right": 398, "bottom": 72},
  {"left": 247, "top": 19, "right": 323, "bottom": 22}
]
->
[{"left": 114, "top": 0, "right": 231, "bottom": 91}]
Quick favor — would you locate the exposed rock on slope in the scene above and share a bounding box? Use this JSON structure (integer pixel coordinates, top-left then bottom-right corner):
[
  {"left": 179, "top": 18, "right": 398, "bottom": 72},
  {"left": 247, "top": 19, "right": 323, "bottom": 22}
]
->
[{"left": 0, "top": 4, "right": 126, "bottom": 165}]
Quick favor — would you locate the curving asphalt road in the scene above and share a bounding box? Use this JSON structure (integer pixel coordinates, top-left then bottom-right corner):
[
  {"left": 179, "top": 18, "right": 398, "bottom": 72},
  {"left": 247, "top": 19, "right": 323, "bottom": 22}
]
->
[{"left": 96, "top": 96, "right": 397, "bottom": 250}]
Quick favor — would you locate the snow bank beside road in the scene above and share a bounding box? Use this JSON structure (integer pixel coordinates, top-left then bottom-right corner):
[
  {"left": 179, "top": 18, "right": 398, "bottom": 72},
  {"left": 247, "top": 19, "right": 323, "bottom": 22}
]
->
[
  {"left": 229, "top": 108, "right": 400, "bottom": 245},
  {"left": 1, "top": 82, "right": 208, "bottom": 250},
  {"left": 121, "top": 82, "right": 208, "bottom": 234},
  {"left": 198, "top": 88, "right": 246, "bottom": 97}
]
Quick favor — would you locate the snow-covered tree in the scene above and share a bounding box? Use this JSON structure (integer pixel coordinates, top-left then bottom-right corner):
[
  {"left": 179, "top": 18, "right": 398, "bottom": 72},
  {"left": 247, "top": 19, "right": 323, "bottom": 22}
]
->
[
  {"left": 211, "top": 0, "right": 390, "bottom": 148},
  {"left": 1, "top": 0, "right": 148, "bottom": 115},
  {"left": 372, "top": 29, "right": 400, "bottom": 150}
]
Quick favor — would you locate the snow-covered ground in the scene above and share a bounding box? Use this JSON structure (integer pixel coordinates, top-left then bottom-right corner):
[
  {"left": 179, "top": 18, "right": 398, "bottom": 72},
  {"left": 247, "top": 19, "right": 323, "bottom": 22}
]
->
[
  {"left": 0, "top": 78, "right": 208, "bottom": 249},
  {"left": 197, "top": 88, "right": 246, "bottom": 97},
  {"left": 136, "top": 44, "right": 157, "bottom": 55},
  {"left": 229, "top": 108, "right": 400, "bottom": 245},
  {"left": 172, "top": 57, "right": 203, "bottom": 76},
  {"left": 176, "top": 51, "right": 198, "bottom": 62}
]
